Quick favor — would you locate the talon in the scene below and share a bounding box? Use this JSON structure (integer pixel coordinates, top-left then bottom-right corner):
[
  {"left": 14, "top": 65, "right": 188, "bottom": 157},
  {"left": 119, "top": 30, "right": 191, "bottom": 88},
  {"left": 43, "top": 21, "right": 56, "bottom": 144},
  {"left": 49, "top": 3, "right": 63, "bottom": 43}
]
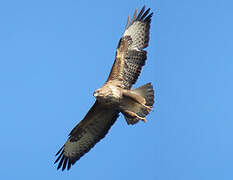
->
[
  {"left": 141, "top": 117, "right": 147, "bottom": 123},
  {"left": 124, "top": 110, "right": 147, "bottom": 123},
  {"left": 141, "top": 104, "right": 153, "bottom": 112}
]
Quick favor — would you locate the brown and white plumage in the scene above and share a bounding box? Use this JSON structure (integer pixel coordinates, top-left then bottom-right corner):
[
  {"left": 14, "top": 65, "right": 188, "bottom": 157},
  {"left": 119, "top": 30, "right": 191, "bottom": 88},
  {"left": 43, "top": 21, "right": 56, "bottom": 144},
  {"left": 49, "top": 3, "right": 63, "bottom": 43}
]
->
[
  {"left": 55, "top": 102, "right": 119, "bottom": 171},
  {"left": 55, "top": 6, "right": 154, "bottom": 171},
  {"left": 107, "top": 5, "right": 153, "bottom": 89}
]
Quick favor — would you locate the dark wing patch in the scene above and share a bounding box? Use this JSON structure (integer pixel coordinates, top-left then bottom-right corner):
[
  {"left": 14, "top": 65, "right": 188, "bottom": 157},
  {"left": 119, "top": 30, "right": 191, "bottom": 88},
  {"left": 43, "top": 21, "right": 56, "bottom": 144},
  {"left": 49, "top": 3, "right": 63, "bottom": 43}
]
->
[
  {"left": 107, "top": 6, "right": 153, "bottom": 89},
  {"left": 123, "top": 50, "right": 147, "bottom": 89},
  {"left": 54, "top": 101, "right": 119, "bottom": 171}
]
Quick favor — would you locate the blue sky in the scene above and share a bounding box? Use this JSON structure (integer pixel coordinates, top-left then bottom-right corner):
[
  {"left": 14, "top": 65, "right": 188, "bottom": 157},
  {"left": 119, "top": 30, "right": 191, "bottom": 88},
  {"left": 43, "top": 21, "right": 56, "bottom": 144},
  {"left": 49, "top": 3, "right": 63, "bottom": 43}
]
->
[{"left": 0, "top": 0, "right": 233, "bottom": 179}]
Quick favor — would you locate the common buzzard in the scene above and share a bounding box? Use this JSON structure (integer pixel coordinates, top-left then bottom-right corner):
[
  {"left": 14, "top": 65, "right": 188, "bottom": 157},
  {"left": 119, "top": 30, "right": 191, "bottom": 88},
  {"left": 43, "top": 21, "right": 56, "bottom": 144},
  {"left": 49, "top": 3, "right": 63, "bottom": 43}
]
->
[{"left": 54, "top": 6, "right": 154, "bottom": 171}]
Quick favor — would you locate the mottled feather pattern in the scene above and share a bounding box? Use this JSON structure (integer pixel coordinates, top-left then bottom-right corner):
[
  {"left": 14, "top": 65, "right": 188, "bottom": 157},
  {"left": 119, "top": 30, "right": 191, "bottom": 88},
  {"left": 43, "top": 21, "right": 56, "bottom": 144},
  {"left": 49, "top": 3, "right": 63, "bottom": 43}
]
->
[
  {"left": 123, "top": 50, "right": 147, "bottom": 88},
  {"left": 107, "top": 6, "right": 152, "bottom": 89},
  {"left": 134, "top": 83, "right": 154, "bottom": 117},
  {"left": 124, "top": 6, "right": 153, "bottom": 50},
  {"left": 125, "top": 50, "right": 147, "bottom": 66},
  {"left": 122, "top": 6, "right": 152, "bottom": 89},
  {"left": 133, "top": 83, "right": 154, "bottom": 106},
  {"left": 55, "top": 102, "right": 119, "bottom": 171}
]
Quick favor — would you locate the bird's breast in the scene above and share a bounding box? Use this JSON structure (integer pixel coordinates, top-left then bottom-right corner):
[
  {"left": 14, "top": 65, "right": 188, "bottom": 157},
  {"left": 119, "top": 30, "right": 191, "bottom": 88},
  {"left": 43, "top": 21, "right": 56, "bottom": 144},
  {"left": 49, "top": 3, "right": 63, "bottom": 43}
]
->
[{"left": 98, "top": 84, "right": 122, "bottom": 105}]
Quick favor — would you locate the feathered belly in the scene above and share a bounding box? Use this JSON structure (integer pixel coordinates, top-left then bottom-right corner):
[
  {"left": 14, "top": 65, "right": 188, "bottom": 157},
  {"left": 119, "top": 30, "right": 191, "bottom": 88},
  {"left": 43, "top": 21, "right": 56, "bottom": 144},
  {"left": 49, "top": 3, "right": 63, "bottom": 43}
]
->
[{"left": 103, "top": 92, "right": 121, "bottom": 105}]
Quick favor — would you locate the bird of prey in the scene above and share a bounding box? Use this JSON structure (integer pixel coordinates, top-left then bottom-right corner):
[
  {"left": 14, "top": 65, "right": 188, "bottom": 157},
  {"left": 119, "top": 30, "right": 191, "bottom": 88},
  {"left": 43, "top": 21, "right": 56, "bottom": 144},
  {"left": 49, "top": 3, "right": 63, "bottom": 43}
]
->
[{"left": 54, "top": 6, "right": 154, "bottom": 171}]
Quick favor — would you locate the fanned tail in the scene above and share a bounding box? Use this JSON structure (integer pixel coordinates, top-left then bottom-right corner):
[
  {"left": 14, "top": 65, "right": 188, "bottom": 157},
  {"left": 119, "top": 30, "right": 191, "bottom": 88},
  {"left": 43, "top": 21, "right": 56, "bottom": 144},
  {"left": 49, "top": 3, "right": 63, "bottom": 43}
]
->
[{"left": 121, "top": 83, "right": 154, "bottom": 125}]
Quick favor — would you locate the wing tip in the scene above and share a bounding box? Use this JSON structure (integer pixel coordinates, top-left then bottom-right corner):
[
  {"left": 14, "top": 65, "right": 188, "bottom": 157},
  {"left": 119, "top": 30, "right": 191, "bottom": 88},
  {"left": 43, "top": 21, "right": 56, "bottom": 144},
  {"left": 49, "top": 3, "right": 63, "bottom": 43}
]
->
[
  {"left": 130, "top": 5, "right": 153, "bottom": 24},
  {"left": 125, "top": 5, "right": 153, "bottom": 31},
  {"left": 54, "top": 146, "right": 73, "bottom": 171},
  {"left": 138, "top": 6, "right": 153, "bottom": 22}
]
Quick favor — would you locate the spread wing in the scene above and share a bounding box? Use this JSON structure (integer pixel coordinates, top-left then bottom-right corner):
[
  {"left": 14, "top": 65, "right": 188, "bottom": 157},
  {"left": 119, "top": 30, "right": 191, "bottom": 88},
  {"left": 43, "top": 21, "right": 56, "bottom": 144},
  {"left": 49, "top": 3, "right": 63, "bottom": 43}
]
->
[
  {"left": 54, "top": 101, "right": 119, "bottom": 171},
  {"left": 107, "top": 6, "right": 153, "bottom": 89}
]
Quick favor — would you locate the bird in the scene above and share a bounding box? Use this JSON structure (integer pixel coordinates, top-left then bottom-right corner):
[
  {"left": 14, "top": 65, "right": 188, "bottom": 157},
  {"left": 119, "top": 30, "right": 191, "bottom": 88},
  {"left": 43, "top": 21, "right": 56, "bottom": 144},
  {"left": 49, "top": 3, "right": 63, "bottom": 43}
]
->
[{"left": 54, "top": 5, "right": 154, "bottom": 171}]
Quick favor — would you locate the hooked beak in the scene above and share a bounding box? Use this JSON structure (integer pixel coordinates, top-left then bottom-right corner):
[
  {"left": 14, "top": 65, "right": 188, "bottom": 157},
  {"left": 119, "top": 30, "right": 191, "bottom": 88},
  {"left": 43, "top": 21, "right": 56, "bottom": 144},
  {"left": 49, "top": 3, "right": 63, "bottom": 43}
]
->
[{"left": 93, "top": 91, "right": 98, "bottom": 98}]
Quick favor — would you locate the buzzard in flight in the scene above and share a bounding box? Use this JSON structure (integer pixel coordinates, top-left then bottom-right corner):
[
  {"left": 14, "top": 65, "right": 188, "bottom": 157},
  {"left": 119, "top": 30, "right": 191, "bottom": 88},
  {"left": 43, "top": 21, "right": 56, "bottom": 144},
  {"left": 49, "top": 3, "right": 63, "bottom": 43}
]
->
[{"left": 54, "top": 6, "right": 154, "bottom": 171}]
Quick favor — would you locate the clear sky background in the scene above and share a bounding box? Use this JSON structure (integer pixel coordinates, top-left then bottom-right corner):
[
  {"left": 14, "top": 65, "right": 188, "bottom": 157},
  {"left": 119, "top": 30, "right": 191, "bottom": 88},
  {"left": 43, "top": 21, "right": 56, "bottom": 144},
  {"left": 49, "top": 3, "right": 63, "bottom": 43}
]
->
[{"left": 0, "top": 0, "right": 233, "bottom": 179}]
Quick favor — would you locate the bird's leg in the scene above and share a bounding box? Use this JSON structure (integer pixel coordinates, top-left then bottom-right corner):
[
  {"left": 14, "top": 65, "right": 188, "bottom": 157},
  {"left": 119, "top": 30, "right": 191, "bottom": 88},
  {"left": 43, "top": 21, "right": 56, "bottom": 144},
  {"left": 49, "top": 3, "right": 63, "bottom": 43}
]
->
[
  {"left": 122, "top": 89, "right": 153, "bottom": 112},
  {"left": 140, "top": 104, "right": 153, "bottom": 112},
  {"left": 123, "top": 110, "right": 147, "bottom": 123}
]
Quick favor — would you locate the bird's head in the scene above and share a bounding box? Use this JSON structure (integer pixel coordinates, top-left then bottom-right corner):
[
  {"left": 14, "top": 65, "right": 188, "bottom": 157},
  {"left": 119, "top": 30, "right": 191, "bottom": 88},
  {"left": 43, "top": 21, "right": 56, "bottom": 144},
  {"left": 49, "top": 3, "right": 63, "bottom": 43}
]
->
[
  {"left": 93, "top": 89, "right": 102, "bottom": 98},
  {"left": 93, "top": 86, "right": 111, "bottom": 100}
]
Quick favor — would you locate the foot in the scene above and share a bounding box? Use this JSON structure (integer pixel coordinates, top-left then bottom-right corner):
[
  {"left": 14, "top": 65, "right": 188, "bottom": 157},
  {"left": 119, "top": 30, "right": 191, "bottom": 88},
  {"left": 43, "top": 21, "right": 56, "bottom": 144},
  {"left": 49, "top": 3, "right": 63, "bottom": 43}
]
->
[
  {"left": 124, "top": 110, "right": 147, "bottom": 123},
  {"left": 141, "top": 104, "right": 153, "bottom": 112}
]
